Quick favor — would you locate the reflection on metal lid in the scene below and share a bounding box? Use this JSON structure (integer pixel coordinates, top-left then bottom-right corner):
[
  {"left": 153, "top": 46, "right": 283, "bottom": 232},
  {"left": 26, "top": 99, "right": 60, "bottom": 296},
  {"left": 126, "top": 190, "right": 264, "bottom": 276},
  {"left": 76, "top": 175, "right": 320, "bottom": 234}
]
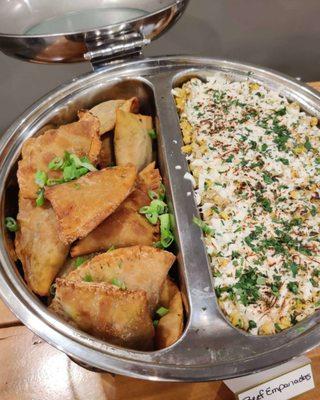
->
[{"left": 25, "top": 7, "right": 147, "bottom": 35}]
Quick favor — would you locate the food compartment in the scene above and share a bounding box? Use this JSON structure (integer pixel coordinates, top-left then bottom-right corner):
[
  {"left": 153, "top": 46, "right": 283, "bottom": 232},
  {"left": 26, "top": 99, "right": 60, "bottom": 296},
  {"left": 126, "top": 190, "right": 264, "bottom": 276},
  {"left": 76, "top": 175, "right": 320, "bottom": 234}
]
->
[
  {"left": 170, "top": 68, "right": 320, "bottom": 338},
  {"left": 1, "top": 76, "right": 188, "bottom": 353}
]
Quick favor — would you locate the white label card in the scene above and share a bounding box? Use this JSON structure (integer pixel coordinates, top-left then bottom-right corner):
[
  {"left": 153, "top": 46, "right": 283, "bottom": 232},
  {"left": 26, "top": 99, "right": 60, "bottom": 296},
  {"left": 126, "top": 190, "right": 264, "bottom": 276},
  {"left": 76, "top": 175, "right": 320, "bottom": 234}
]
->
[{"left": 238, "top": 363, "right": 314, "bottom": 400}]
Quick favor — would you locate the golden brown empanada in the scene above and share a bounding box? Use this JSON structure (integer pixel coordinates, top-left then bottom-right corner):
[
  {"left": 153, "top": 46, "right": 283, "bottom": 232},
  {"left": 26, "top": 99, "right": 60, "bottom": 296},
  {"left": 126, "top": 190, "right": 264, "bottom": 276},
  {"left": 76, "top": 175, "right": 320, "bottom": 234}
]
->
[
  {"left": 45, "top": 165, "right": 137, "bottom": 244},
  {"left": 15, "top": 197, "right": 69, "bottom": 296},
  {"left": 66, "top": 245, "right": 175, "bottom": 312},
  {"left": 155, "top": 278, "right": 184, "bottom": 349},
  {"left": 71, "top": 162, "right": 160, "bottom": 256},
  {"left": 50, "top": 279, "right": 154, "bottom": 350},
  {"left": 114, "top": 110, "right": 153, "bottom": 171},
  {"left": 17, "top": 111, "right": 101, "bottom": 199},
  {"left": 90, "top": 97, "right": 139, "bottom": 135}
]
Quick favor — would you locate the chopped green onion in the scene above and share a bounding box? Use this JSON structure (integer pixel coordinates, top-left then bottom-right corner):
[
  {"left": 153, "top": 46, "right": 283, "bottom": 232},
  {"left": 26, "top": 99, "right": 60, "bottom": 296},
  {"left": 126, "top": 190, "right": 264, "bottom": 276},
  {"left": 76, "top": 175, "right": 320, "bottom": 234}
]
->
[
  {"left": 150, "top": 199, "right": 167, "bottom": 214},
  {"left": 83, "top": 273, "right": 93, "bottom": 282},
  {"left": 75, "top": 166, "right": 90, "bottom": 178},
  {"left": 5, "top": 217, "right": 19, "bottom": 232},
  {"left": 192, "top": 216, "right": 214, "bottom": 235},
  {"left": 47, "top": 152, "right": 96, "bottom": 185},
  {"left": 158, "top": 183, "right": 166, "bottom": 201},
  {"left": 148, "top": 129, "right": 157, "bottom": 139},
  {"left": 63, "top": 164, "right": 78, "bottom": 181},
  {"left": 156, "top": 306, "right": 169, "bottom": 317},
  {"left": 35, "top": 170, "right": 47, "bottom": 188},
  {"left": 159, "top": 213, "right": 175, "bottom": 248},
  {"left": 48, "top": 157, "right": 63, "bottom": 170},
  {"left": 111, "top": 278, "right": 126, "bottom": 290},
  {"left": 75, "top": 257, "right": 86, "bottom": 267},
  {"left": 46, "top": 178, "right": 64, "bottom": 186},
  {"left": 148, "top": 190, "right": 159, "bottom": 200},
  {"left": 153, "top": 320, "right": 159, "bottom": 327},
  {"left": 140, "top": 200, "right": 167, "bottom": 225},
  {"left": 36, "top": 188, "right": 45, "bottom": 207},
  {"left": 146, "top": 213, "right": 159, "bottom": 225},
  {"left": 70, "top": 154, "right": 97, "bottom": 172},
  {"left": 107, "top": 245, "right": 115, "bottom": 252}
]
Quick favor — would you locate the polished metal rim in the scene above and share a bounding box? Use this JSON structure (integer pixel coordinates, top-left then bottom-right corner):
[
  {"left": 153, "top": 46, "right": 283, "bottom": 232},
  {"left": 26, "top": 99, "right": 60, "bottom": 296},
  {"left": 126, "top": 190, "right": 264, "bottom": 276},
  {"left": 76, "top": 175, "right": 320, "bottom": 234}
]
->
[{"left": 1, "top": 56, "right": 320, "bottom": 381}]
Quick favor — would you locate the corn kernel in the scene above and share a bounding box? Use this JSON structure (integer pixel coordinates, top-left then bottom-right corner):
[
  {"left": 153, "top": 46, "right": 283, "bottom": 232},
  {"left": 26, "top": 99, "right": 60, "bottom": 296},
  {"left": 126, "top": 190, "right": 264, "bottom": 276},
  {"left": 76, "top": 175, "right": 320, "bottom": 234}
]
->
[
  {"left": 249, "top": 82, "right": 260, "bottom": 92},
  {"left": 289, "top": 190, "right": 298, "bottom": 199},
  {"left": 310, "top": 117, "right": 318, "bottom": 127},
  {"left": 293, "top": 145, "right": 305, "bottom": 155},
  {"left": 217, "top": 258, "right": 229, "bottom": 268},
  {"left": 181, "top": 144, "right": 192, "bottom": 154},
  {"left": 220, "top": 211, "right": 229, "bottom": 220},
  {"left": 259, "top": 321, "right": 275, "bottom": 335},
  {"left": 278, "top": 316, "right": 291, "bottom": 329}
]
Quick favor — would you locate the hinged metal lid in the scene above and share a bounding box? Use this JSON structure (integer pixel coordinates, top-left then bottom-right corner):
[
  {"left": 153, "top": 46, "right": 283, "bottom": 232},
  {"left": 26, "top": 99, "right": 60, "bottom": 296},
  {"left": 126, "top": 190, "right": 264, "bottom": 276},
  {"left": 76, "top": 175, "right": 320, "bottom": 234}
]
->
[{"left": 0, "top": 0, "right": 188, "bottom": 65}]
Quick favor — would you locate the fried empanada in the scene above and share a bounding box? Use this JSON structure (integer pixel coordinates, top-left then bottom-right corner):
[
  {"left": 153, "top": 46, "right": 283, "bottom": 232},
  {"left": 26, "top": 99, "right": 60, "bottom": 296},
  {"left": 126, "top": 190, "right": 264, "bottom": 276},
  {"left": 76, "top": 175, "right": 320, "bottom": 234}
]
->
[
  {"left": 155, "top": 279, "right": 184, "bottom": 349},
  {"left": 15, "top": 197, "right": 69, "bottom": 296},
  {"left": 50, "top": 279, "right": 154, "bottom": 350},
  {"left": 17, "top": 111, "right": 101, "bottom": 199},
  {"left": 57, "top": 254, "right": 96, "bottom": 279},
  {"left": 66, "top": 246, "right": 175, "bottom": 312},
  {"left": 90, "top": 97, "right": 139, "bottom": 135},
  {"left": 45, "top": 165, "right": 137, "bottom": 244},
  {"left": 71, "top": 162, "right": 161, "bottom": 256},
  {"left": 114, "top": 110, "right": 153, "bottom": 171}
]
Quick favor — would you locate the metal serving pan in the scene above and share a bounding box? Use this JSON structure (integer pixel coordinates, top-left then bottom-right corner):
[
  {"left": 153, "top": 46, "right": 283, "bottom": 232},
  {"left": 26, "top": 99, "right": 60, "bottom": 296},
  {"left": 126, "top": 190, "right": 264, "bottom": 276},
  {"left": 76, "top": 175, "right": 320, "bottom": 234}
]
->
[{"left": 1, "top": 56, "right": 320, "bottom": 381}]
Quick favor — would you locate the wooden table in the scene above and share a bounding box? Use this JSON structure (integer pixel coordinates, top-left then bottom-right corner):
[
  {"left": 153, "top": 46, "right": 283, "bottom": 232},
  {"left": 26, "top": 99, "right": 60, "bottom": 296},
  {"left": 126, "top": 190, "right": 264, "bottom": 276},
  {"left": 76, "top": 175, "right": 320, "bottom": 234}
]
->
[{"left": 1, "top": 82, "right": 320, "bottom": 399}]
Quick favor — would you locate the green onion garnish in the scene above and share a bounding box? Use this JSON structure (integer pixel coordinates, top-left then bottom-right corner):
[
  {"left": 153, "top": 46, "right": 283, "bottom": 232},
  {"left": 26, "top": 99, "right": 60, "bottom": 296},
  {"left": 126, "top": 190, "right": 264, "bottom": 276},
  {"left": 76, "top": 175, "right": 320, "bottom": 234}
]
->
[
  {"left": 192, "top": 216, "right": 214, "bottom": 235},
  {"left": 148, "top": 129, "right": 157, "bottom": 139},
  {"left": 159, "top": 213, "right": 175, "bottom": 248},
  {"left": 48, "top": 157, "right": 64, "bottom": 170},
  {"left": 5, "top": 217, "right": 19, "bottom": 232},
  {"left": 46, "top": 178, "right": 64, "bottom": 186},
  {"left": 111, "top": 278, "right": 126, "bottom": 290},
  {"left": 158, "top": 183, "right": 166, "bottom": 201},
  {"left": 153, "top": 320, "right": 159, "bottom": 327},
  {"left": 148, "top": 190, "right": 159, "bottom": 201},
  {"left": 156, "top": 306, "right": 169, "bottom": 317},
  {"left": 36, "top": 188, "right": 45, "bottom": 207},
  {"left": 75, "top": 257, "right": 86, "bottom": 267},
  {"left": 83, "top": 273, "right": 93, "bottom": 282},
  {"left": 35, "top": 170, "right": 47, "bottom": 187}
]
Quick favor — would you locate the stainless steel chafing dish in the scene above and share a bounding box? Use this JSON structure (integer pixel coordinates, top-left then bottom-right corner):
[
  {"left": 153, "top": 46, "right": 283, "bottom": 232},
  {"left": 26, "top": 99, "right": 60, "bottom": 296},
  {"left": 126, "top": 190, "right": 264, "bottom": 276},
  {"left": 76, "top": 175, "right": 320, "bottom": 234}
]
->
[{"left": 1, "top": 0, "right": 320, "bottom": 382}]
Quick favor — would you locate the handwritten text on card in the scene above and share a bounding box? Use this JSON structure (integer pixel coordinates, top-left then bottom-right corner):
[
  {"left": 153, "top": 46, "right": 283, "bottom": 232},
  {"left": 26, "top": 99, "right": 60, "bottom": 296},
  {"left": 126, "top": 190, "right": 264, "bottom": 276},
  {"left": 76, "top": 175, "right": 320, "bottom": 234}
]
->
[{"left": 238, "top": 364, "right": 314, "bottom": 400}]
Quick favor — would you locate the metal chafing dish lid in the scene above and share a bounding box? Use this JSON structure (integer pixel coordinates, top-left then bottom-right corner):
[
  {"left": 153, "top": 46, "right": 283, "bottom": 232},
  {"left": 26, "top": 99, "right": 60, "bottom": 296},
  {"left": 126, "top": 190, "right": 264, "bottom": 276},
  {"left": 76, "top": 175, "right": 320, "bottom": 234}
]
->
[{"left": 0, "top": 0, "right": 187, "bottom": 64}]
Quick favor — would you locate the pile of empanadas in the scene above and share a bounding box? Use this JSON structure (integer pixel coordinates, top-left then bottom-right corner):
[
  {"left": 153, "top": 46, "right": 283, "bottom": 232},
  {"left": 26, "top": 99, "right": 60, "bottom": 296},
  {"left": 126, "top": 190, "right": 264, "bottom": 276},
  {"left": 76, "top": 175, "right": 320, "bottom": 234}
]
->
[{"left": 10, "top": 97, "right": 184, "bottom": 350}]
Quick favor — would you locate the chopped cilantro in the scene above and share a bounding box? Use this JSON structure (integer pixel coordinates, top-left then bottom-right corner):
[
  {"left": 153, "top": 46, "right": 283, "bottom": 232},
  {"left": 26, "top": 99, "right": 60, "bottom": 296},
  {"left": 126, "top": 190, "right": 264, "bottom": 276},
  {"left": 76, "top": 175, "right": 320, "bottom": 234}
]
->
[
  {"left": 287, "top": 281, "right": 298, "bottom": 294},
  {"left": 248, "top": 320, "right": 257, "bottom": 330},
  {"left": 277, "top": 157, "right": 289, "bottom": 165}
]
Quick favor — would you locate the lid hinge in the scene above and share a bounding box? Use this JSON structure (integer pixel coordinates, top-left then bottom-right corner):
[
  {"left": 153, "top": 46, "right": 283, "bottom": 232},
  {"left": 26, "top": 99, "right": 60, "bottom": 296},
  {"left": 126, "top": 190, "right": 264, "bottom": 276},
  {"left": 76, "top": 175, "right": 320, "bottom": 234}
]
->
[{"left": 84, "top": 32, "right": 150, "bottom": 70}]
